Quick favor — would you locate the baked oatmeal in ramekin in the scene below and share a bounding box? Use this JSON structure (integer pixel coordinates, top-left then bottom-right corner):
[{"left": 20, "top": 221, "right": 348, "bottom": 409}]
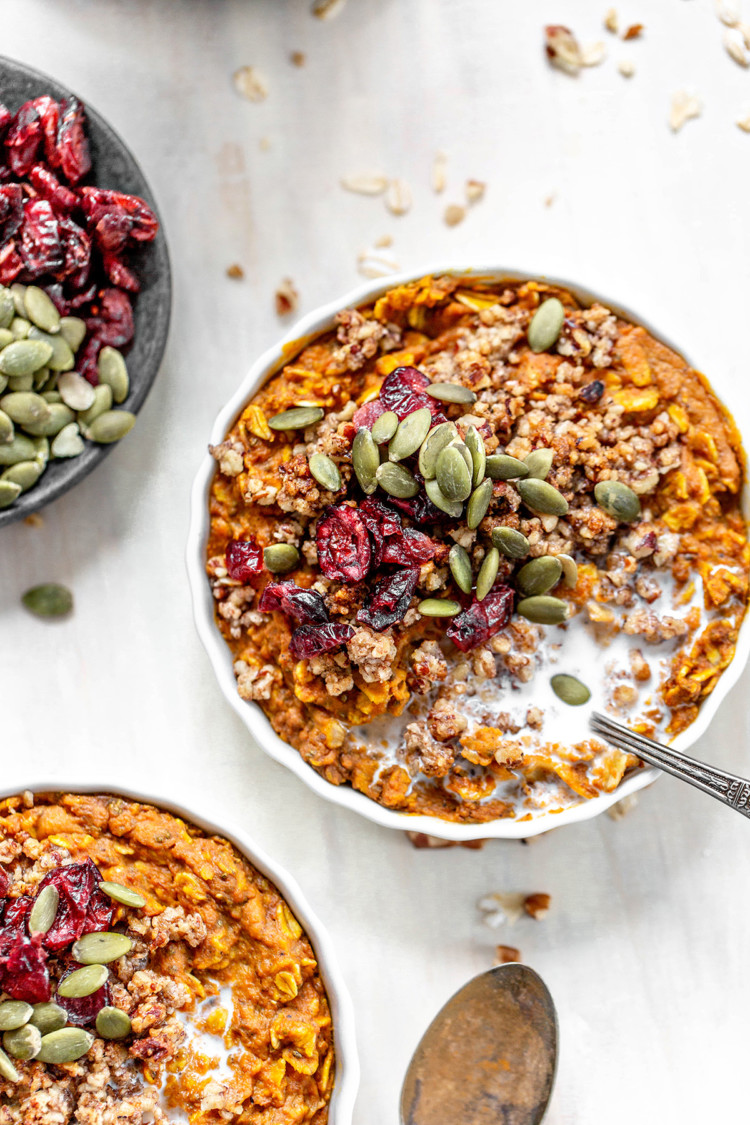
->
[
  {"left": 205, "top": 274, "right": 750, "bottom": 825},
  {"left": 0, "top": 791, "right": 334, "bottom": 1123}
]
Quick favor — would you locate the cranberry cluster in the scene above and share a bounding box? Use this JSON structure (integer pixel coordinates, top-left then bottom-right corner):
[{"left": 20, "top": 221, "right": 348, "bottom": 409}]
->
[
  {"left": 0, "top": 95, "right": 159, "bottom": 383},
  {"left": 0, "top": 859, "right": 114, "bottom": 1023}
]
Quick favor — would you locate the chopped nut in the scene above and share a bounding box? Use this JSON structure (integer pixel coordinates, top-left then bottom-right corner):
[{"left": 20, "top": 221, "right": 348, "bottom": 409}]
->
[
  {"left": 607, "top": 793, "right": 639, "bottom": 821},
  {"left": 290, "top": 51, "right": 306, "bottom": 67},
  {"left": 622, "top": 22, "right": 644, "bottom": 40},
  {"left": 523, "top": 892, "right": 551, "bottom": 920},
  {"left": 478, "top": 891, "right": 527, "bottom": 928},
  {"left": 465, "top": 179, "right": 486, "bottom": 204},
  {"left": 444, "top": 203, "right": 466, "bottom": 227},
  {"left": 669, "top": 90, "right": 702, "bottom": 132},
  {"left": 581, "top": 40, "right": 607, "bottom": 66},
  {"left": 716, "top": 0, "right": 740, "bottom": 27},
  {"left": 544, "top": 25, "right": 583, "bottom": 74},
  {"left": 312, "top": 0, "right": 348, "bottom": 18},
  {"left": 275, "top": 278, "right": 299, "bottom": 317},
  {"left": 618, "top": 58, "right": 636, "bottom": 77},
  {"left": 432, "top": 151, "right": 447, "bottom": 194},
  {"left": 340, "top": 173, "right": 388, "bottom": 196},
  {"left": 374, "top": 233, "right": 393, "bottom": 248},
  {"left": 604, "top": 7, "right": 619, "bottom": 33},
  {"left": 385, "top": 178, "right": 412, "bottom": 216},
  {"left": 496, "top": 944, "right": 522, "bottom": 964},
  {"left": 724, "top": 28, "right": 749, "bottom": 65},
  {"left": 226, "top": 263, "right": 244, "bottom": 280},
  {"left": 232, "top": 65, "right": 269, "bottom": 102}
]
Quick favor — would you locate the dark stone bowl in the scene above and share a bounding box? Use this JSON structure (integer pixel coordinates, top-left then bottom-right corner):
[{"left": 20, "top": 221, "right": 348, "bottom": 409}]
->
[{"left": 0, "top": 55, "right": 171, "bottom": 528}]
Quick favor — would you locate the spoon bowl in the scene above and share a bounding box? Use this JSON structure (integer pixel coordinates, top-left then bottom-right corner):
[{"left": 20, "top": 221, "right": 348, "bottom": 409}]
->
[{"left": 400, "top": 964, "right": 557, "bottom": 1125}]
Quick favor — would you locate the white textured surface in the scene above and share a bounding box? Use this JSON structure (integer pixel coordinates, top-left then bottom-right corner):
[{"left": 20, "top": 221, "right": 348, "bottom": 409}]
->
[{"left": 2, "top": 2, "right": 749, "bottom": 1123}]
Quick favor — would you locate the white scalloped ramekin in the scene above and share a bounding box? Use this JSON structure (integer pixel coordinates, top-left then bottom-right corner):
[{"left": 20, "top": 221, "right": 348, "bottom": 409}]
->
[
  {"left": 186, "top": 266, "right": 750, "bottom": 841},
  {"left": 0, "top": 784, "right": 359, "bottom": 1123}
]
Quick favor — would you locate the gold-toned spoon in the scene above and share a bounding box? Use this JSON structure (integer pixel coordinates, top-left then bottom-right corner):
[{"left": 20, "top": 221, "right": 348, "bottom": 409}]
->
[{"left": 400, "top": 964, "right": 558, "bottom": 1125}]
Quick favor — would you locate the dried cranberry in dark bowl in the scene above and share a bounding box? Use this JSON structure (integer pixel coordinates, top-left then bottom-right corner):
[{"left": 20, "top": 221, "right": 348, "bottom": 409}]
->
[{"left": 0, "top": 56, "right": 171, "bottom": 529}]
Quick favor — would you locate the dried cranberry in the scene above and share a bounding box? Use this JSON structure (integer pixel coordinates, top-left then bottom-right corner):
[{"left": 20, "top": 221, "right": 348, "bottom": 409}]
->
[
  {"left": 0, "top": 240, "right": 23, "bottom": 285},
  {"left": 80, "top": 188, "right": 158, "bottom": 242},
  {"left": 357, "top": 567, "right": 420, "bottom": 631},
  {"left": 351, "top": 399, "right": 386, "bottom": 429},
  {"left": 225, "top": 538, "right": 263, "bottom": 582},
  {"left": 5, "top": 102, "right": 44, "bottom": 177},
  {"left": 0, "top": 103, "right": 11, "bottom": 137},
  {"left": 316, "top": 506, "right": 371, "bottom": 583},
  {"left": 37, "top": 859, "right": 102, "bottom": 951},
  {"left": 381, "top": 528, "right": 437, "bottom": 566},
  {"left": 446, "top": 585, "right": 515, "bottom": 651},
  {"left": 579, "top": 380, "right": 604, "bottom": 404},
  {"left": 359, "top": 497, "right": 403, "bottom": 538},
  {"left": 53, "top": 97, "right": 92, "bottom": 185},
  {"left": 56, "top": 963, "right": 111, "bottom": 1027},
  {"left": 390, "top": 488, "right": 443, "bottom": 526},
  {"left": 29, "top": 163, "right": 79, "bottom": 214},
  {"left": 19, "top": 198, "right": 64, "bottom": 277},
  {"left": 379, "top": 366, "right": 442, "bottom": 421},
  {"left": 289, "top": 622, "right": 355, "bottom": 659},
  {"left": 0, "top": 868, "right": 8, "bottom": 898},
  {"left": 102, "top": 252, "right": 140, "bottom": 292},
  {"left": 0, "top": 934, "right": 50, "bottom": 1004},
  {"left": 258, "top": 581, "right": 329, "bottom": 625},
  {"left": 93, "top": 287, "right": 135, "bottom": 346},
  {"left": 83, "top": 883, "right": 114, "bottom": 936},
  {"left": 0, "top": 184, "right": 24, "bottom": 242},
  {"left": 0, "top": 896, "right": 32, "bottom": 956},
  {"left": 56, "top": 216, "right": 91, "bottom": 280}
]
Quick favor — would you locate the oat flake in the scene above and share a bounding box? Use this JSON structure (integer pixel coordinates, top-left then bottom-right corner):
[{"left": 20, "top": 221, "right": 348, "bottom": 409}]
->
[
  {"left": 737, "top": 110, "right": 750, "bottom": 131},
  {"left": 545, "top": 25, "right": 583, "bottom": 75},
  {"left": 232, "top": 66, "right": 269, "bottom": 102},
  {"left": 312, "top": 0, "right": 348, "bottom": 18},
  {"left": 618, "top": 58, "right": 636, "bottom": 77},
  {"left": 724, "top": 27, "right": 750, "bottom": 65},
  {"left": 716, "top": 0, "right": 740, "bottom": 26},
  {"left": 431, "top": 151, "right": 447, "bottom": 194},
  {"left": 581, "top": 40, "right": 607, "bottom": 66},
  {"left": 356, "top": 251, "right": 400, "bottom": 279},
  {"left": 604, "top": 7, "right": 619, "bottom": 33},
  {"left": 340, "top": 173, "right": 388, "bottom": 196},
  {"left": 444, "top": 203, "right": 466, "bottom": 227},
  {"left": 669, "top": 90, "right": 702, "bottom": 132},
  {"left": 466, "top": 179, "right": 486, "bottom": 204},
  {"left": 385, "top": 178, "right": 412, "bottom": 216}
]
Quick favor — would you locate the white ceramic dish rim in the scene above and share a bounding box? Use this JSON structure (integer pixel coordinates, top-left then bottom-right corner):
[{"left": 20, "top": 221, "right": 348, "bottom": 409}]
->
[
  {"left": 0, "top": 782, "right": 359, "bottom": 1125},
  {"left": 186, "top": 264, "right": 750, "bottom": 841}
]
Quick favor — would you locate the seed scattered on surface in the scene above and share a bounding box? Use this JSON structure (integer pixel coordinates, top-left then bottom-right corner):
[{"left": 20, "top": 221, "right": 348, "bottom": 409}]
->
[
  {"left": 0, "top": 1047, "right": 19, "bottom": 1083},
  {"left": 98, "top": 882, "right": 146, "bottom": 909},
  {"left": 232, "top": 65, "right": 269, "bottom": 102},
  {"left": 37, "top": 1028, "right": 94, "bottom": 1065},
  {"left": 492, "top": 526, "right": 531, "bottom": 559},
  {"left": 352, "top": 426, "right": 380, "bottom": 493},
  {"left": 425, "top": 477, "right": 463, "bottom": 518},
  {"left": 97, "top": 347, "right": 129, "bottom": 403},
  {"left": 594, "top": 479, "right": 641, "bottom": 522},
  {"left": 516, "top": 555, "right": 563, "bottom": 596},
  {"left": 264, "top": 544, "right": 300, "bottom": 574},
  {"left": 517, "top": 478, "right": 569, "bottom": 516},
  {"left": 436, "top": 444, "right": 472, "bottom": 502},
  {"left": 21, "top": 583, "right": 73, "bottom": 619},
  {"left": 524, "top": 448, "right": 554, "bottom": 480},
  {"left": 476, "top": 547, "right": 500, "bottom": 601},
  {"left": 466, "top": 478, "right": 493, "bottom": 530},
  {"left": 0, "top": 1002, "right": 33, "bottom": 1032},
  {"left": 58, "top": 964, "right": 109, "bottom": 999},
  {"left": 24, "top": 287, "right": 60, "bottom": 335},
  {"left": 370, "top": 410, "right": 399, "bottom": 444},
  {"left": 86, "top": 411, "right": 136, "bottom": 444},
  {"left": 0, "top": 339, "right": 53, "bottom": 377},
  {"left": 551, "top": 673, "right": 591, "bottom": 706},
  {"left": 425, "top": 382, "right": 477, "bottom": 405},
  {"left": 466, "top": 179, "right": 486, "bottom": 204},
  {"left": 376, "top": 461, "right": 419, "bottom": 498},
  {"left": 29, "top": 1003, "right": 67, "bottom": 1035},
  {"left": 558, "top": 553, "right": 578, "bottom": 587},
  {"left": 29, "top": 885, "right": 59, "bottom": 936},
  {"left": 527, "top": 298, "right": 565, "bottom": 353},
  {"left": 95, "top": 1007, "right": 132, "bottom": 1040},
  {"left": 308, "top": 452, "right": 342, "bottom": 492},
  {"left": 418, "top": 598, "right": 461, "bottom": 617},
  {"left": 418, "top": 421, "right": 456, "bottom": 480},
  {"left": 516, "top": 595, "right": 570, "bottom": 625},
  {"left": 448, "top": 544, "right": 473, "bottom": 594},
  {"left": 485, "top": 454, "right": 529, "bottom": 481},
  {"left": 267, "top": 406, "right": 324, "bottom": 432},
  {"left": 3, "top": 1025, "right": 41, "bottom": 1061},
  {"left": 388, "top": 408, "right": 431, "bottom": 462}
]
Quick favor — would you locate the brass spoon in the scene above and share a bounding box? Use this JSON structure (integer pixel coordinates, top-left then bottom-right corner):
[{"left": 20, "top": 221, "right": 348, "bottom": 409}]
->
[{"left": 400, "top": 964, "right": 558, "bottom": 1125}]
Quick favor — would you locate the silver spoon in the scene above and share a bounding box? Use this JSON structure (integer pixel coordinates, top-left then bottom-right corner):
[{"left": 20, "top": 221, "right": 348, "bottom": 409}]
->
[
  {"left": 590, "top": 712, "right": 750, "bottom": 817},
  {"left": 400, "top": 963, "right": 558, "bottom": 1125}
]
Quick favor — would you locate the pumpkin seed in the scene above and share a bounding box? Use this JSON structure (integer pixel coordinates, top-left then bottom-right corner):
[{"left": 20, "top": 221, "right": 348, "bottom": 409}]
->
[
  {"left": 99, "top": 881, "right": 146, "bottom": 909},
  {"left": 485, "top": 454, "right": 529, "bottom": 481},
  {"left": 59, "top": 316, "right": 87, "bottom": 352},
  {"left": 72, "top": 931, "right": 133, "bottom": 965},
  {"left": 58, "top": 964, "right": 109, "bottom": 998},
  {"left": 37, "top": 1027, "right": 94, "bottom": 1065},
  {"left": 95, "top": 1007, "right": 132, "bottom": 1040},
  {"left": 33, "top": 364, "right": 51, "bottom": 390},
  {"left": 264, "top": 544, "right": 300, "bottom": 574},
  {"left": 528, "top": 297, "right": 565, "bottom": 353},
  {"left": 8, "top": 373, "right": 33, "bottom": 392},
  {"left": 0, "top": 391, "right": 51, "bottom": 427},
  {"left": 0, "top": 1002, "right": 33, "bottom": 1032},
  {"left": 418, "top": 420, "right": 456, "bottom": 480},
  {"left": 466, "top": 478, "right": 493, "bottom": 529},
  {"left": 308, "top": 452, "right": 341, "bottom": 492},
  {"left": 0, "top": 1047, "right": 19, "bottom": 1083},
  {"left": 97, "top": 347, "right": 129, "bottom": 403},
  {"left": 29, "top": 1003, "right": 67, "bottom": 1035},
  {"left": 558, "top": 553, "right": 578, "bottom": 588},
  {"left": 388, "top": 407, "right": 431, "bottom": 462},
  {"left": 86, "top": 410, "right": 136, "bottom": 444},
  {"left": 25, "top": 287, "right": 61, "bottom": 334},
  {"left": 491, "top": 526, "right": 531, "bottom": 559},
  {"left": 370, "top": 410, "right": 399, "bottom": 444},
  {"left": 10, "top": 284, "right": 27, "bottom": 318},
  {"left": 42, "top": 390, "right": 61, "bottom": 403},
  {"left": 551, "top": 673, "right": 591, "bottom": 706},
  {"left": 58, "top": 371, "right": 95, "bottom": 412},
  {"left": 425, "top": 477, "right": 463, "bottom": 518},
  {"left": 0, "top": 480, "right": 21, "bottom": 508},
  {"left": 267, "top": 406, "right": 324, "bottom": 431},
  {"left": 352, "top": 427, "right": 379, "bottom": 494},
  {"left": 0, "top": 433, "right": 36, "bottom": 466},
  {"left": 524, "top": 448, "right": 554, "bottom": 480},
  {"left": 516, "top": 595, "right": 570, "bottom": 625},
  {"left": 10, "top": 317, "right": 30, "bottom": 340},
  {"left": 436, "top": 444, "right": 472, "bottom": 502},
  {"left": 31, "top": 436, "right": 49, "bottom": 467},
  {"left": 594, "top": 479, "right": 641, "bottom": 523},
  {"left": 0, "top": 288, "right": 14, "bottom": 330},
  {"left": 0, "top": 339, "right": 52, "bottom": 376},
  {"left": 29, "top": 885, "right": 60, "bottom": 936},
  {"left": 425, "top": 382, "right": 477, "bottom": 404},
  {"left": 376, "top": 461, "right": 419, "bottom": 498},
  {"left": 21, "top": 403, "right": 75, "bottom": 437},
  {"left": 464, "top": 425, "right": 486, "bottom": 486},
  {"left": 21, "top": 583, "right": 73, "bottom": 618},
  {"left": 517, "top": 478, "right": 569, "bottom": 516},
  {"left": 417, "top": 598, "right": 461, "bottom": 617},
  {"left": 1, "top": 460, "right": 41, "bottom": 492},
  {"left": 448, "top": 543, "right": 473, "bottom": 594},
  {"left": 27, "top": 328, "right": 74, "bottom": 372},
  {"left": 516, "top": 554, "right": 563, "bottom": 596},
  {"left": 0, "top": 328, "right": 13, "bottom": 349},
  {"left": 476, "top": 547, "right": 500, "bottom": 601},
  {"left": 3, "top": 1025, "right": 41, "bottom": 1061},
  {"left": 51, "top": 423, "right": 85, "bottom": 459},
  {"left": 78, "top": 384, "right": 112, "bottom": 427},
  {"left": 0, "top": 410, "right": 13, "bottom": 444}
]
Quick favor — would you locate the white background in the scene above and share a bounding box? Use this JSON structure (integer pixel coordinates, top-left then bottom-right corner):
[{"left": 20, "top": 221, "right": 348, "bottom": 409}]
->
[{"left": 2, "top": 2, "right": 750, "bottom": 1122}]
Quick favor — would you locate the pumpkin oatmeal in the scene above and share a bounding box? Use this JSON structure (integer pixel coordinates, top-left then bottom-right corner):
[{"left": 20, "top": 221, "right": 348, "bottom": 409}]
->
[
  {"left": 0, "top": 792, "right": 334, "bottom": 1123},
  {"left": 206, "top": 275, "right": 750, "bottom": 824}
]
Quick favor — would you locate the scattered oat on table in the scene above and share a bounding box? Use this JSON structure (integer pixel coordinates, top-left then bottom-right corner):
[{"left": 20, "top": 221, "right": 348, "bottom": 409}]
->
[
  {"left": 226, "top": 263, "right": 244, "bottom": 280},
  {"left": 312, "top": 0, "right": 348, "bottom": 18},
  {"left": 478, "top": 892, "right": 528, "bottom": 928},
  {"left": 716, "top": 0, "right": 740, "bottom": 26},
  {"left": 408, "top": 832, "right": 485, "bottom": 850},
  {"left": 466, "top": 179, "right": 486, "bottom": 205},
  {"left": 340, "top": 172, "right": 388, "bottom": 196},
  {"left": 523, "top": 893, "right": 552, "bottom": 920},
  {"left": 737, "top": 109, "right": 750, "bottom": 131},
  {"left": 431, "top": 151, "right": 447, "bottom": 194},
  {"left": 290, "top": 50, "right": 306, "bottom": 67},
  {"left": 374, "top": 234, "right": 393, "bottom": 248},
  {"left": 275, "top": 278, "right": 299, "bottom": 317},
  {"left": 545, "top": 25, "right": 606, "bottom": 73},
  {"left": 618, "top": 59, "right": 636, "bottom": 77},
  {"left": 724, "top": 27, "right": 750, "bottom": 65},
  {"left": 356, "top": 250, "right": 400, "bottom": 279},
  {"left": 232, "top": 65, "right": 269, "bottom": 102},
  {"left": 604, "top": 7, "right": 619, "bottom": 33},
  {"left": 623, "top": 22, "right": 644, "bottom": 39},
  {"left": 669, "top": 90, "right": 702, "bottom": 132},
  {"left": 385, "top": 178, "right": 412, "bottom": 216},
  {"left": 443, "top": 203, "right": 466, "bottom": 227},
  {"left": 496, "top": 944, "right": 522, "bottom": 964}
]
